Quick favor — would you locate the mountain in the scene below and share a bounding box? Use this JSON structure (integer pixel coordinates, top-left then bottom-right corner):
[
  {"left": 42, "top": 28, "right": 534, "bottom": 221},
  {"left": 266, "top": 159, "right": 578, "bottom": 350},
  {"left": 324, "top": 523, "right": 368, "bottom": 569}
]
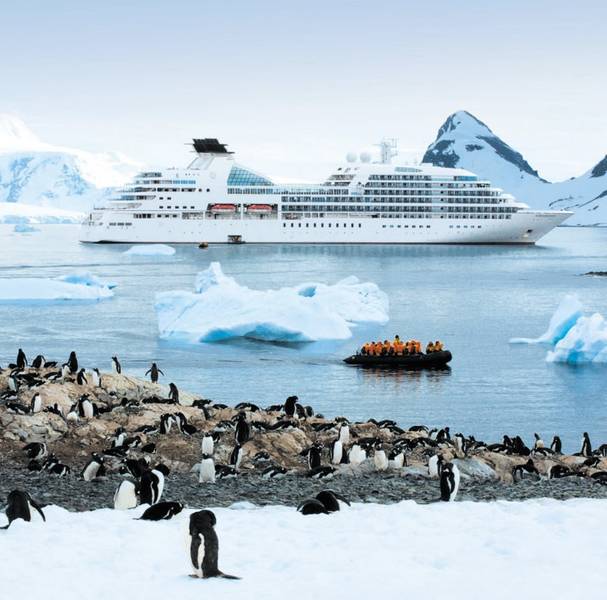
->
[
  {"left": 422, "top": 111, "right": 607, "bottom": 226},
  {"left": 0, "top": 114, "right": 142, "bottom": 218}
]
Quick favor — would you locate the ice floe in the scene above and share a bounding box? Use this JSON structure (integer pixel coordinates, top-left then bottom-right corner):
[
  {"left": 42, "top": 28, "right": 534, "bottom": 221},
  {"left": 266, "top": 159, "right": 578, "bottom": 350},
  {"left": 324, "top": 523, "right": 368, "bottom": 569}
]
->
[
  {"left": 13, "top": 223, "right": 40, "bottom": 233},
  {"left": 155, "top": 262, "right": 389, "bottom": 343},
  {"left": 511, "top": 294, "right": 607, "bottom": 364},
  {"left": 0, "top": 272, "right": 116, "bottom": 303},
  {"left": 124, "top": 244, "right": 176, "bottom": 256}
]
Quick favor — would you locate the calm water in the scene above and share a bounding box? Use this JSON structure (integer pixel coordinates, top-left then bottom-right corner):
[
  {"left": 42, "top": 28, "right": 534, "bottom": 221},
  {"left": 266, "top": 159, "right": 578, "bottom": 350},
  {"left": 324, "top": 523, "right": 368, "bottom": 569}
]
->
[{"left": 1, "top": 225, "right": 606, "bottom": 451}]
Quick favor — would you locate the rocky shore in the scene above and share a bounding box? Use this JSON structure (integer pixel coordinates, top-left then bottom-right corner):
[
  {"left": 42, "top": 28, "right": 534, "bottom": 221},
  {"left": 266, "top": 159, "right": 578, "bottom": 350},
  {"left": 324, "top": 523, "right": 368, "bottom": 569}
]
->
[{"left": 2, "top": 357, "right": 607, "bottom": 512}]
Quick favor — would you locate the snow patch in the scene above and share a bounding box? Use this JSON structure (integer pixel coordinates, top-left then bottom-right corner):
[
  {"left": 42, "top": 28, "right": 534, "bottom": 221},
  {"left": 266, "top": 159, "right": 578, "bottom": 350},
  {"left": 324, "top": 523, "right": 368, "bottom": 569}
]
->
[
  {"left": 0, "top": 202, "right": 83, "bottom": 224},
  {"left": 124, "top": 244, "right": 176, "bottom": 256},
  {"left": 155, "top": 262, "right": 389, "bottom": 343},
  {"left": 511, "top": 295, "right": 607, "bottom": 364}
]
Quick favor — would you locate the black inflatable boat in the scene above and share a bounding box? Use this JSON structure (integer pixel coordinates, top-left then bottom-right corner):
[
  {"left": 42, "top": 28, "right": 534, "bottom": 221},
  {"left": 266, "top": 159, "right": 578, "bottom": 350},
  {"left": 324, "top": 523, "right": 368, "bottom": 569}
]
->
[{"left": 343, "top": 350, "right": 452, "bottom": 369}]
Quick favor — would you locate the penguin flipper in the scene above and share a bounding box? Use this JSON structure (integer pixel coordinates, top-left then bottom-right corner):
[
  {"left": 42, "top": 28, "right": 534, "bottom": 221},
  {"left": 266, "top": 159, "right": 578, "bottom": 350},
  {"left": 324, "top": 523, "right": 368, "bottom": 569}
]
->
[
  {"left": 29, "top": 498, "right": 46, "bottom": 522},
  {"left": 190, "top": 536, "right": 201, "bottom": 571}
]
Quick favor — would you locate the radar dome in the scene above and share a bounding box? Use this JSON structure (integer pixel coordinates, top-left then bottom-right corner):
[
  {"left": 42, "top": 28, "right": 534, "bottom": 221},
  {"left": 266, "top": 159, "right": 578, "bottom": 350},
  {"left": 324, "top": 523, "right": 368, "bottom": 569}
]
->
[
  {"left": 346, "top": 152, "right": 357, "bottom": 163},
  {"left": 360, "top": 151, "right": 372, "bottom": 163}
]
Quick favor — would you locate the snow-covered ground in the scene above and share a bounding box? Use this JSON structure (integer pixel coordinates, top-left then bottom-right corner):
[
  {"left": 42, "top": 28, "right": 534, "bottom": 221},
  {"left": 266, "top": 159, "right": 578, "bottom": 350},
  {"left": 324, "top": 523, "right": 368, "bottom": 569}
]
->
[
  {"left": 1, "top": 499, "right": 606, "bottom": 600},
  {"left": 155, "top": 261, "right": 389, "bottom": 343},
  {"left": 0, "top": 201, "right": 84, "bottom": 224}
]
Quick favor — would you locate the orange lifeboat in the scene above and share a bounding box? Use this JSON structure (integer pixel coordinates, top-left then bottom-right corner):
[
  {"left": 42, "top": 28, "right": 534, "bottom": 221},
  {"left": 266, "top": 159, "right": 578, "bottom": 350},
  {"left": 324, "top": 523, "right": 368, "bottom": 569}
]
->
[
  {"left": 246, "top": 204, "right": 273, "bottom": 213},
  {"left": 210, "top": 203, "right": 237, "bottom": 213}
]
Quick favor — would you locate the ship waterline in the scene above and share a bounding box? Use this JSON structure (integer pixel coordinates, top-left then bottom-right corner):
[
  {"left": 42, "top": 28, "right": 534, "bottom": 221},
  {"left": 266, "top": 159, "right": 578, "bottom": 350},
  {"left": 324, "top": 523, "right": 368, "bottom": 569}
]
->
[{"left": 80, "top": 138, "right": 572, "bottom": 244}]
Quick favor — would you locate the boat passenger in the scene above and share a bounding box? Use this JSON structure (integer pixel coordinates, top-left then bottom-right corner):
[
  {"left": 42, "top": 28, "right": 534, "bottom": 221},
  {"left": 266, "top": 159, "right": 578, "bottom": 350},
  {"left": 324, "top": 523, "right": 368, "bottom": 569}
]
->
[
  {"left": 374, "top": 341, "right": 383, "bottom": 356},
  {"left": 426, "top": 342, "right": 435, "bottom": 354},
  {"left": 435, "top": 340, "right": 443, "bottom": 351},
  {"left": 414, "top": 341, "right": 421, "bottom": 354},
  {"left": 382, "top": 340, "right": 391, "bottom": 356},
  {"left": 394, "top": 340, "right": 404, "bottom": 355}
]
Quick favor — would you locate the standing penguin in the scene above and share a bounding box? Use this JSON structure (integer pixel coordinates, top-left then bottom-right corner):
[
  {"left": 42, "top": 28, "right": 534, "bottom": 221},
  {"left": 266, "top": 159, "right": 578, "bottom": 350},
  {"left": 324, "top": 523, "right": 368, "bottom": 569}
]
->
[
  {"left": 31, "top": 355, "right": 45, "bottom": 369},
  {"left": 81, "top": 453, "right": 106, "bottom": 481},
  {"left": 428, "top": 454, "right": 444, "bottom": 478},
  {"left": 145, "top": 363, "right": 164, "bottom": 384},
  {"left": 348, "top": 443, "right": 366, "bottom": 466},
  {"left": 30, "top": 393, "right": 42, "bottom": 414},
  {"left": 551, "top": 435, "right": 562, "bottom": 454},
  {"left": 76, "top": 368, "right": 88, "bottom": 386},
  {"left": 78, "top": 395, "right": 95, "bottom": 418},
  {"left": 160, "top": 413, "right": 175, "bottom": 434},
  {"left": 168, "top": 383, "right": 179, "bottom": 404},
  {"left": 533, "top": 433, "right": 545, "bottom": 450},
  {"left": 330, "top": 438, "right": 343, "bottom": 465},
  {"left": 111, "top": 356, "right": 122, "bottom": 374},
  {"left": 113, "top": 480, "right": 138, "bottom": 510},
  {"left": 90, "top": 368, "right": 101, "bottom": 387},
  {"left": 303, "top": 443, "right": 323, "bottom": 470},
  {"left": 16, "top": 349, "right": 27, "bottom": 370},
  {"left": 199, "top": 454, "right": 216, "bottom": 484},
  {"left": 229, "top": 444, "right": 243, "bottom": 470},
  {"left": 439, "top": 462, "right": 460, "bottom": 502},
  {"left": 283, "top": 396, "right": 298, "bottom": 418},
  {"left": 581, "top": 432, "right": 592, "bottom": 457},
  {"left": 1, "top": 490, "right": 45, "bottom": 529},
  {"left": 67, "top": 351, "right": 78, "bottom": 374},
  {"left": 201, "top": 432, "right": 220, "bottom": 456},
  {"left": 338, "top": 423, "right": 350, "bottom": 446},
  {"left": 373, "top": 443, "right": 389, "bottom": 471},
  {"left": 189, "top": 510, "right": 240, "bottom": 579},
  {"left": 234, "top": 413, "right": 250, "bottom": 445}
]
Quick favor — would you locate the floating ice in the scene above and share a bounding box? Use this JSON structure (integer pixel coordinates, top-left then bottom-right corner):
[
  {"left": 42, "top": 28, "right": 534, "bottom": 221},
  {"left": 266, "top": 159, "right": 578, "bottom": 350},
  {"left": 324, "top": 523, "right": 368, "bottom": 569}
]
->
[
  {"left": 155, "top": 262, "right": 389, "bottom": 343},
  {"left": 13, "top": 223, "right": 40, "bottom": 233},
  {"left": 124, "top": 244, "right": 175, "bottom": 256},
  {"left": 510, "top": 294, "right": 584, "bottom": 345},
  {"left": 511, "top": 294, "right": 607, "bottom": 364},
  {"left": 0, "top": 272, "right": 115, "bottom": 303}
]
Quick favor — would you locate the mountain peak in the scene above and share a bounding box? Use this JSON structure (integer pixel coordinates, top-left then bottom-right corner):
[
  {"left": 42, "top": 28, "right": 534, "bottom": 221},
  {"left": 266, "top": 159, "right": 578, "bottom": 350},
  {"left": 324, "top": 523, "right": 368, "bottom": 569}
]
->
[
  {"left": 436, "top": 110, "right": 493, "bottom": 139},
  {"left": 0, "top": 114, "right": 43, "bottom": 152}
]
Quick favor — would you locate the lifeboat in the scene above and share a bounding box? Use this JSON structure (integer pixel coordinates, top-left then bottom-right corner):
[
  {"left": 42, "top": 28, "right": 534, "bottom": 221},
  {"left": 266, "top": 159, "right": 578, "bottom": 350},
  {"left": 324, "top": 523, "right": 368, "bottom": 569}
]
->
[
  {"left": 210, "top": 204, "right": 237, "bottom": 213},
  {"left": 343, "top": 350, "right": 452, "bottom": 369},
  {"left": 246, "top": 204, "right": 273, "bottom": 213}
]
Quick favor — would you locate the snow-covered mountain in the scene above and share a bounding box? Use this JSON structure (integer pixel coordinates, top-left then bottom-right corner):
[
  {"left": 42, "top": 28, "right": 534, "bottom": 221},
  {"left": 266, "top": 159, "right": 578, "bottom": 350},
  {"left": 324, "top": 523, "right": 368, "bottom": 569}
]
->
[
  {"left": 422, "top": 111, "right": 607, "bottom": 226},
  {"left": 0, "top": 114, "right": 142, "bottom": 221}
]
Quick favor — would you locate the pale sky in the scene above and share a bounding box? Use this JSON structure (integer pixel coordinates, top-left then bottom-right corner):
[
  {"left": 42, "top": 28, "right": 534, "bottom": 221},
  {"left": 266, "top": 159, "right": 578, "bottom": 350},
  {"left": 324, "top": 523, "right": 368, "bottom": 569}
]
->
[{"left": 2, "top": 0, "right": 606, "bottom": 182}]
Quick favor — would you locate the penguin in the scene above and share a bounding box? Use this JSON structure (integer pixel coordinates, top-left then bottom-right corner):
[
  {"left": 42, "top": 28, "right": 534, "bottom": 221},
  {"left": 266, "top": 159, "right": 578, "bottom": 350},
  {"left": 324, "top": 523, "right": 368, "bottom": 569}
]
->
[
  {"left": 76, "top": 369, "right": 88, "bottom": 385},
  {"left": 201, "top": 432, "right": 220, "bottom": 456},
  {"left": 67, "top": 351, "right": 78, "bottom": 374},
  {"left": 114, "top": 480, "right": 139, "bottom": 510},
  {"left": 29, "top": 393, "right": 42, "bottom": 414},
  {"left": 229, "top": 444, "right": 243, "bottom": 470},
  {"left": 581, "top": 432, "right": 592, "bottom": 457},
  {"left": 7, "top": 402, "right": 30, "bottom": 415},
  {"left": 373, "top": 443, "right": 389, "bottom": 471},
  {"left": 338, "top": 423, "right": 350, "bottom": 446},
  {"left": 533, "top": 433, "right": 545, "bottom": 450},
  {"left": 138, "top": 501, "right": 183, "bottom": 521},
  {"left": 168, "top": 383, "right": 179, "bottom": 404},
  {"left": 330, "top": 438, "right": 343, "bottom": 465},
  {"left": 120, "top": 458, "right": 150, "bottom": 478},
  {"left": 174, "top": 412, "right": 197, "bottom": 435},
  {"left": 234, "top": 412, "right": 250, "bottom": 445},
  {"left": 550, "top": 435, "right": 562, "bottom": 454},
  {"left": 512, "top": 459, "right": 540, "bottom": 482},
  {"left": 428, "top": 454, "right": 444, "bottom": 478},
  {"left": 436, "top": 427, "right": 451, "bottom": 443},
  {"left": 140, "top": 465, "right": 169, "bottom": 504},
  {"left": 215, "top": 465, "right": 237, "bottom": 479},
  {"left": 8, "top": 372, "right": 19, "bottom": 393},
  {"left": 261, "top": 465, "right": 288, "bottom": 479},
  {"left": 61, "top": 363, "right": 71, "bottom": 380},
  {"left": 145, "top": 363, "right": 164, "bottom": 384},
  {"left": 23, "top": 442, "right": 47, "bottom": 460},
  {"left": 48, "top": 462, "right": 71, "bottom": 476},
  {"left": 453, "top": 433, "right": 466, "bottom": 456},
  {"left": 141, "top": 443, "right": 156, "bottom": 454},
  {"left": 303, "top": 443, "right": 323, "bottom": 470},
  {"left": 388, "top": 448, "right": 406, "bottom": 469},
  {"left": 199, "top": 454, "right": 216, "bottom": 484},
  {"left": 31, "top": 355, "right": 45, "bottom": 369},
  {"left": 44, "top": 403, "right": 63, "bottom": 418},
  {"left": 160, "top": 413, "right": 175, "bottom": 434},
  {"left": 90, "top": 368, "right": 101, "bottom": 387},
  {"left": 78, "top": 395, "right": 95, "bottom": 418},
  {"left": 297, "top": 490, "right": 350, "bottom": 515},
  {"left": 307, "top": 466, "right": 336, "bottom": 480},
  {"left": 111, "top": 356, "right": 122, "bottom": 374},
  {"left": 16, "top": 348, "right": 27, "bottom": 370},
  {"left": 1, "top": 490, "right": 45, "bottom": 529},
  {"left": 439, "top": 462, "right": 460, "bottom": 501},
  {"left": 283, "top": 395, "right": 298, "bottom": 418},
  {"left": 348, "top": 443, "right": 366, "bottom": 466},
  {"left": 189, "top": 510, "right": 240, "bottom": 579},
  {"left": 81, "top": 453, "right": 106, "bottom": 481},
  {"left": 111, "top": 427, "right": 127, "bottom": 448}
]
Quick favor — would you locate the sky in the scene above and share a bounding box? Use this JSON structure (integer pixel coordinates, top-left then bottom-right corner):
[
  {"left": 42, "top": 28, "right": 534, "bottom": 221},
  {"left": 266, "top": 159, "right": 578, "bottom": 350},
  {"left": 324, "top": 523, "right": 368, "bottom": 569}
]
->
[{"left": 1, "top": 0, "right": 606, "bottom": 182}]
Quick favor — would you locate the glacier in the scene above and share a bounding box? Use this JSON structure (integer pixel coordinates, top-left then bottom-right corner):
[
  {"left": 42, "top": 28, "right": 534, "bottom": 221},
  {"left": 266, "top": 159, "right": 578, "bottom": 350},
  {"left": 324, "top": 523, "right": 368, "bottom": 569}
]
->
[
  {"left": 155, "top": 262, "right": 389, "bottom": 343},
  {"left": 0, "top": 271, "right": 116, "bottom": 303},
  {"left": 13, "top": 223, "right": 40, "bottom": 233},
  {"left": 124, "top": 244, "right": 176, "bottom": 256},
  {"left": 0, "top": 201, "right": 83, "bottom": 224},
  {"left": 511, "top": 294, "right": 607, "bottom": 364}
]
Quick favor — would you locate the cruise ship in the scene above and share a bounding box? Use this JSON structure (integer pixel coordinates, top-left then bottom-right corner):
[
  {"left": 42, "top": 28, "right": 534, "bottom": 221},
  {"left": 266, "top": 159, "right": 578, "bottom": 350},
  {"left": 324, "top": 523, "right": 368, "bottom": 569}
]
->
[{"left": 80, "top": 139, "right": 572, "bottom": 244}]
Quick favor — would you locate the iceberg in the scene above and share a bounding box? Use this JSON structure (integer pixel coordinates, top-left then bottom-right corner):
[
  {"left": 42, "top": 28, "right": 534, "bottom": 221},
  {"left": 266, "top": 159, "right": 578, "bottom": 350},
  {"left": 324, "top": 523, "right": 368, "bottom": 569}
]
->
[
  {"left": 124, "top": 244, "right": 176, "bottom": 256},
  {"left": 0, "top": 272, "right": 115, "bottom": 303},
  {"left": 511, "top": 294, "right": 607, "bottom": 364},
  {"left": 510, "top": 294, "right": 584, "bottom": 345},
  {"left": 155, "top": 262, "right": 389, "bottom": 343},
  {"left": 13, "top": 223, "right": 40, "bottom": 233}
]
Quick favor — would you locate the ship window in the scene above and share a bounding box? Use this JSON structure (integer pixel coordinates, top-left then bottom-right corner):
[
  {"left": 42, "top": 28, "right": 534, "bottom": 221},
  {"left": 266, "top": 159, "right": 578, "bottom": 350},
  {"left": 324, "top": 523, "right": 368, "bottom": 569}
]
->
[
  {"left": 321, "top": 223, "right": 324, "bottom": 228},
  {"left": 283, "top": 223, "right": 286, "bottom": 228},
  {"left": 328, "top": 223, "right": 331, "bottom": 228},
  {"left": 159, "top": 206, "right": 163, "bottom": 209},
  {"left": 306, "top": 223, "right": 309, "bottom": 228},
  {"left": 314, "top": 223, "right": 317, "bottom": 227},
  {"left": 358, "top": 224, "right": 361, "bottom": 228},
  {"left": 298, "top": 223, "right": 301, "bottom": 228},
  {"left": 206, "top": 189, "right": 210, "bottom": 192},
  {"left": 291, "top": 223, "right": 294, "bottom": 228}
]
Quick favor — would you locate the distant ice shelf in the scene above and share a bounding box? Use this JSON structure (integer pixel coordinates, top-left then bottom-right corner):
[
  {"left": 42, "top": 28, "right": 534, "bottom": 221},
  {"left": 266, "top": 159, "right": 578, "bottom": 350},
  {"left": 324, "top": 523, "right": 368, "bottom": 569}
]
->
[
  {"left": 155, "top": 261, "right": 389, "bottom": 343},
  {"left": 0, "top": 202, "right": 84, "bottom": 224}
]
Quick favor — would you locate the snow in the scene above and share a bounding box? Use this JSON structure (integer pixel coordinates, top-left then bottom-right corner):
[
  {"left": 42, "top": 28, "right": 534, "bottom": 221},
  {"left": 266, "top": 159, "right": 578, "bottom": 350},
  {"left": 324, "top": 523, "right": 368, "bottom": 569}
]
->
[
  {"left": 0, "top": 272, "right": 115, "bottom": 303},
  {"left": 155, "top": 262, "right": 389, "bottom": 343},
  {"left": 124, "top": 244, "right": 176, "bottom": 256},
  {"left": 511, "top": 295, "right": 607, "bottom": 364},
  {"left": 1, "top": 499, "right": 606, "bottom": 600},
  {"left": 0, "top": 202, "right": 83, "bottom": 224}
]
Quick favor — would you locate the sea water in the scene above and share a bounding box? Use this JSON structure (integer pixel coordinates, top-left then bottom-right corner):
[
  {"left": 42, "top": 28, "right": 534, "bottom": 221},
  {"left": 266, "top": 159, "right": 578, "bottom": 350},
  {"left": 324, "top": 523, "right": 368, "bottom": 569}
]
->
[{"left": 0, "top": 225, "right": 605, "bottom": 451}]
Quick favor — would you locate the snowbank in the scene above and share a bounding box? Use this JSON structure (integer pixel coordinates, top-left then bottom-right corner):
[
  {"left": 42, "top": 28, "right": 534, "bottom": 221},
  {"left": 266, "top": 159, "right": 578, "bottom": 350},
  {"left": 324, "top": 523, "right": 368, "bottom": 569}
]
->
[
  {"left": 1, "top": 500, "right": 606, "bottom": 600},
  {"left": 124, "top": 244, "right": 176, "bottom": 256},
  {"left": 0, "top": 272, "right": 115, "bottom": 303},
  {"left": 0, "top": 201, "right": 84, "bottom": 224},
  {"left": 155, "top": 262, "right": 389, "bottom": 343},
  {"left": 511, "top": 295, "right": 607, "bottom": 364}
]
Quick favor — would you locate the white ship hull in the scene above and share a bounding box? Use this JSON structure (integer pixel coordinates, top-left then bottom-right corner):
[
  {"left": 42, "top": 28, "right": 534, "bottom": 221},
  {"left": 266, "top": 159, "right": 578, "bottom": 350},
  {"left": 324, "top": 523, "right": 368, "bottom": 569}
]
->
[{"left": 80, "top": 210, "right": 569, "bottom": 244}]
